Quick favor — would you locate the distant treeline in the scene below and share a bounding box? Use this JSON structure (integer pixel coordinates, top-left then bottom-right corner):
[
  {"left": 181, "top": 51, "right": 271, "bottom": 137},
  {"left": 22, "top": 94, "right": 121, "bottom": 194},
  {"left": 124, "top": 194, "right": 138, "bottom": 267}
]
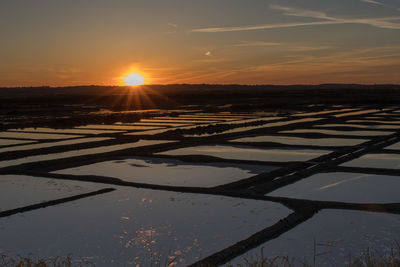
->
[
  {"left": 1, "top": 84, "right": 400, "bottom": 108},
  {"left": 1, "top": 83, "right": 400, "bottom": 95}
]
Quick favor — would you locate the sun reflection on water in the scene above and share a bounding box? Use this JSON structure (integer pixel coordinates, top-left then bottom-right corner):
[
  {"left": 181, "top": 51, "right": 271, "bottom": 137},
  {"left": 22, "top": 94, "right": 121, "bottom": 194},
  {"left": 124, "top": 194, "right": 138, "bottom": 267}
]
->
[{"left": 115, "top": 223, "right": 201, "bottom": 266}]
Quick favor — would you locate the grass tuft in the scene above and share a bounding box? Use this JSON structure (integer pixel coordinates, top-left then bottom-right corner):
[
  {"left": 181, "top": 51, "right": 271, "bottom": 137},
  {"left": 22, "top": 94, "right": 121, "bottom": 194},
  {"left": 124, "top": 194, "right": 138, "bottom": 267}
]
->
[
  {"left": 0, "top": 252, "right": 94, "bottom": 267},
  {"left": 227, "top": 242, "right": 400, "bottom": 267},
  {"left": 2, "top": 243, "right": 400, "bottom": 266}
]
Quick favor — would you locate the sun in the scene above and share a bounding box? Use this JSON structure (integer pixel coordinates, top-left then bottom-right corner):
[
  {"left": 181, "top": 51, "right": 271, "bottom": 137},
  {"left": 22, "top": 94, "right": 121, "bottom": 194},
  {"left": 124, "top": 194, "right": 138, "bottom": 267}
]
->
[{"left": 124, "top": 73, "right": 145, "bottom": 86}]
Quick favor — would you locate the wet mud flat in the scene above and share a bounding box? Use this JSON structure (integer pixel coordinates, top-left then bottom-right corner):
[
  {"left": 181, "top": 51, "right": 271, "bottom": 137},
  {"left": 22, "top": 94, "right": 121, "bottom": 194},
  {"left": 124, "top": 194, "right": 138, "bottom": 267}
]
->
[{"left": 1, "top": 104, "right": 400, "bottom": 266}]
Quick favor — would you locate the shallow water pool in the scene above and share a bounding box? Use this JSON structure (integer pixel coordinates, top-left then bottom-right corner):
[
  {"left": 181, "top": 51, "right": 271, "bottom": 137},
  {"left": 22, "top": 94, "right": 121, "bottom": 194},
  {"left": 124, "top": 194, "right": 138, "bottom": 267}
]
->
[
  {"left": 54, "top": 157, "right": 275, "bottom": 187},
  {"left": 267, "top": 172, "right": 400, "bottom": 203},
  {"left": 157, "top": 145, "right": 331, "bottom": 162},
  {"left": 0, "top": 186, "right": 291, "bottom": 266}
]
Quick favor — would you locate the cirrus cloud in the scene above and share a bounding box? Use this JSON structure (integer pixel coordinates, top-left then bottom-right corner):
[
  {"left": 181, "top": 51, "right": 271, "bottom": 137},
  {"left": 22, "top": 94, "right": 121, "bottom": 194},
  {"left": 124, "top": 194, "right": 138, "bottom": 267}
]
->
[
  {"left": 361, "top": 0, "right": 384, "bottom": 5},
  {"left": 191, "top": 4, "right": 400, "bottom": 33}
]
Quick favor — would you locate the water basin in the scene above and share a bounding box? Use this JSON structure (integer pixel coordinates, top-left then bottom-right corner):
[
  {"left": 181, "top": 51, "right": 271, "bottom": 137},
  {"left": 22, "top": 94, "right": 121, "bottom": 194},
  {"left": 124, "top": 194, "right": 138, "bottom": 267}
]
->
[
  {"left": 341, "top": 153, "right": 400, "bottom": 169},
  {"left": 0, "top": 174, "right": 106, "bottom": 211},
  {"left": 0, "top": 131, "right": 83, "bottom": 140},
  {"left": 54, "top": 157, "right": 274, "bottom": 187},
  {"left": 227, "top": 210, "right": 400, "bottom": 266},
  {"left": 0, "top": 186, "right": 291, "bottom": 266},
  {"left": 10, "top": 127, "right": 123, "bottom": 135},
  {"left": 0, "top": 137, "right": 112, "bottom": 154},
  {"left": 334, "top": 109, "right": 382, "bottom": 118},
  {"left": 157, "top": 145, "right": 331, "bottom": 162},
  {"left": 0, "top": 140, "right": 174, "bottom": 168},
  {"left": 281, "top": 129, "right": 393, "bottom": 137},
  {"left": 0, "top": 139, "right": 36, "bottom": 146},
  {"left": 76, "top": 125, "right": 162, "bottom": 131},
  {"left": 231, "top": 136, "right": 367, "bottom": 147},
  {"left": 268, "top": 172, "right": 400, "bottom": 203},
  {"left": 140, "top": 119, "right": 218, "bottom": 124},
  {"left": 315, "top": 124, "right": 400, "bottom": 130}
]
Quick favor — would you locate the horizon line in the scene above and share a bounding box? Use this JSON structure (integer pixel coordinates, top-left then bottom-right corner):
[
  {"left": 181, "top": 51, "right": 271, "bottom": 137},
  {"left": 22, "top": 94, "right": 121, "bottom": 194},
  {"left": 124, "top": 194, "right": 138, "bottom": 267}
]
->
[{"left": 1, "top": 83, "right": 400, "bottom": 88}]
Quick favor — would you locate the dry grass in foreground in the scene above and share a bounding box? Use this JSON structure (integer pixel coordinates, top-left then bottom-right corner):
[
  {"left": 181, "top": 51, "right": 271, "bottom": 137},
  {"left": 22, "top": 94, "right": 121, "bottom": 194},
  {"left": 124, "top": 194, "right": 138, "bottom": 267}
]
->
[
  {"left": 227, "top": 243, "right": 400, "bottom": 267},
  {"left": 2, "top": 244, "right": 400, "bottom": 267},
  {"left": 0, "top": 253, "right": 94, "bottom": 267}
]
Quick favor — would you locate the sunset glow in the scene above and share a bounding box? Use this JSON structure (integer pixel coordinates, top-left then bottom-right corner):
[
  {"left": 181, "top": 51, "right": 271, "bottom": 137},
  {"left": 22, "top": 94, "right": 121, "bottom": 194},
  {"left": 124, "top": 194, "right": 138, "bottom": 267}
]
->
[
  {"left": 124, "top": 73, "right": 145, "bottom": 86},
  {"left": 1, "top": 1, "right": 400, "bottom": 86}
]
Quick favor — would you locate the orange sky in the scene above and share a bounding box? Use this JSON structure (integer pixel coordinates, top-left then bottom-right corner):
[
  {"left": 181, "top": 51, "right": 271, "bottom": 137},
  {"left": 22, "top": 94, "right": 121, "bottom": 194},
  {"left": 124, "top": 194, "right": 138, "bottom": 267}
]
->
[{"left": 1, "top": 0, "right": 400, "bottom": 86}]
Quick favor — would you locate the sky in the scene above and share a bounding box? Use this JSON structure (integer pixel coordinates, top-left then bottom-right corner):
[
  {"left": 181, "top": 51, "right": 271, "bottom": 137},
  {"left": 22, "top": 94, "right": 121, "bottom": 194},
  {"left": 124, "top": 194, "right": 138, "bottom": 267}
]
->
[{"left": 1, "top": 0, "right": 400, "bottom": 86}]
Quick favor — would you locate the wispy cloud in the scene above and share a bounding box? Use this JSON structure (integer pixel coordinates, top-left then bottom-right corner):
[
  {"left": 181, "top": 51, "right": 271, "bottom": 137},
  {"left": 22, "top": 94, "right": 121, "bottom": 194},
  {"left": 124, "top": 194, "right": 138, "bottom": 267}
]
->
[
  {"left": 269, "top": 4, "right": 334, "bottom": 20},
  {"left": 268, "top": 4, "right": 400, "bottom": 29},
  {"left": 191, "top": 21, "right": 342, "bottom": 33},
  {"left": 361, "top": 0, "right": 383, "bottom": 5},
  {"left": 168, "top": 22, "right": 178, "bottom": 28},
  {"left": 234, "top": 41, "right": 333, "bottom": 51},
  {"left": 233, "top": 42, "right": 284, "bottom": 47},
  {"left": 154, "top": 44, "right": 400, "bottom": 84},
  {"left": 287, "top": 45, "right": 334, "bottom": 52},
  {"left": 191, "top": 4, "right": 400, "bottom": 33}
]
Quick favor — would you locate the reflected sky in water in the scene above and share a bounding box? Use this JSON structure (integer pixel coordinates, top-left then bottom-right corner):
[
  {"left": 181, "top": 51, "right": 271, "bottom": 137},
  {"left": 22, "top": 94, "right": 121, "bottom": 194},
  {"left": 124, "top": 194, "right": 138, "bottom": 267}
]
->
[
  {"left": 0, "top": 140, "right": 174, "bottom": 168},
  {"left": 281, "top": 129, "right": 393, "bottom": 136},
  {"left": 0, "top": 137, "right": 112, "bottom": 153},
  {"left": 232, "top": 135, "right": 367, "bottom": 147},
  {"left": 0, "top": 131, "right": 82, "bottom": 140},
  {"left": 228, "top": 210, "right": 400, "bottom": 266},
  {"left": 10, "top": 127, "right": 123, "bottom": 135},
  {"left": 0, "top": 138, "right": 35, "bottom": 146},
  {"left": 341, "top": 153, "right": 400, "bottom": 169},
  {"left": 0, "top": 186, "right": 291, "bottom": 266},
  {"left": 55, "top": 157, "right": 273, "bottom": 187},
  {"left": 157, "top": 145, "right": 331, "bottom": 162},
  {"left": 0, "top": 174, "right": 106, "bottom": 211},
  {"left": 268, "top": 172, "right": 400, "bottom": 203}
]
